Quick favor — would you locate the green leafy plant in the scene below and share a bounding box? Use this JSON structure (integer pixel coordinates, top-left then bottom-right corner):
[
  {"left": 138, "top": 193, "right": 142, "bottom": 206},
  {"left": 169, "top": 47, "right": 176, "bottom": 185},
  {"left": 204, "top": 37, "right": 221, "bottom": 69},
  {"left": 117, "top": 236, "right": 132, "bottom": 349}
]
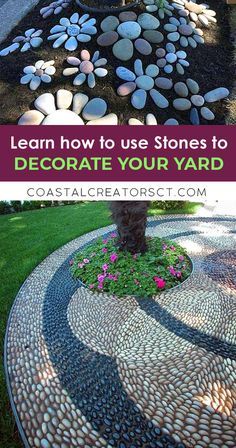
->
[{"left": 71, "top": 233, "right": 192, "bottom": 297}]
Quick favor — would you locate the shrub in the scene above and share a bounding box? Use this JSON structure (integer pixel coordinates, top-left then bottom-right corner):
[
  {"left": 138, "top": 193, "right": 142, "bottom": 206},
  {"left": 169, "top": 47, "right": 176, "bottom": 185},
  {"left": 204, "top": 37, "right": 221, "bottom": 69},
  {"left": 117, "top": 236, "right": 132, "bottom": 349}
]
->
[
  {"left": 0, "top": 201, "right": 11, "bottom": 215},
  {"left": 10, "top": 201, "right": 22, "bottom": 213}
]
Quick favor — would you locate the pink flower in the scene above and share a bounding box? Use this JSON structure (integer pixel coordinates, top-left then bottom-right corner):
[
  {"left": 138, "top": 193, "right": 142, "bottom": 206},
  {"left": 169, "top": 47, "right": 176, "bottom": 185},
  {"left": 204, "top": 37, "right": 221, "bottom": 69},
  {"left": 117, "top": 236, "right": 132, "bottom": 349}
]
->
[
  {"left": 69, "top": 259, "right": 74, "bottom": 266},
  {"left": 176, "top": 271, "right": 182, "bottom": 278},
  {"left": 102, "top": 248, "right": 108, "bottom": 253},
  {"left": 110, "top": 253, "right": 118, "bottom": 263},
  {"left": 154, "top": 277, "right": 166, "bottom": 289},
  {"left": 162, "top": 244, "right": 168, "bottom": 251},
  {"left": 134, "top": 279, "right": 140, "bottom": 285},
  {"left": 89, "top": 284, "right": 94, "bottom": 289},
  {"left": 83, "top": 258, "right": 90, "bottom": 264},
  {"left": 98, "top": 283, "right": 103, "bottom": 289},
  {"left": 169, "top": 266, "right": 176, "bottom": 276},
  {"left": 102, "top": 264, "right": 109, "bottom": 271},
  {"left": 103, "top": 239, "right": 108, "bottom": 244},
  {"left": 170, "top": 245, "right": 176, "bottom": 251},
  {"left": 111, "top": 232, "right": 117, "bottom": 238},
  {"left": 179, "top": 255, "right": 184, "bottom": 261},
  {"left": 97, "top": 274, "right": 106, "bottom": 282},
  {"left": 78, "top": 263, "right": 84, "bottom": 268}
]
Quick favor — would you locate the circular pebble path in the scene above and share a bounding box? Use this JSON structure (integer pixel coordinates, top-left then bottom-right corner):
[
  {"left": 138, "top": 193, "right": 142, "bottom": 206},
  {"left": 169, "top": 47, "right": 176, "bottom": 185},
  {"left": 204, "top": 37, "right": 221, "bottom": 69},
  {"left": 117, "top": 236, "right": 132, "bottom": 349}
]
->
[{"left": 5, "top": 216, "right": 236, "bottom": 448}]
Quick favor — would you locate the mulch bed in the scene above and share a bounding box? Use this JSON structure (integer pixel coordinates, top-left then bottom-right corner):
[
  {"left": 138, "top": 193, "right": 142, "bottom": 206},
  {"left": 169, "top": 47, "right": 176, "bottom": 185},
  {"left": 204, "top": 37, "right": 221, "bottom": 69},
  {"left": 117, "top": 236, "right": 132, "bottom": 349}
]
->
[{"left": 0, "top": 0, "right": 234, "bottom": 124}]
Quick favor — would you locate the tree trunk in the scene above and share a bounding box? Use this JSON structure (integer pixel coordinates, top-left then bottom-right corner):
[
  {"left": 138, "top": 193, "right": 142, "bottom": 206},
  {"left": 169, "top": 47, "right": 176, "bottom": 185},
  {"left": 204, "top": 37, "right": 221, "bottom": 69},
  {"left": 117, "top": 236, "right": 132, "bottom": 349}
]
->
[{"left": 109, "top": 201, "right": 149, "bottom": 254}]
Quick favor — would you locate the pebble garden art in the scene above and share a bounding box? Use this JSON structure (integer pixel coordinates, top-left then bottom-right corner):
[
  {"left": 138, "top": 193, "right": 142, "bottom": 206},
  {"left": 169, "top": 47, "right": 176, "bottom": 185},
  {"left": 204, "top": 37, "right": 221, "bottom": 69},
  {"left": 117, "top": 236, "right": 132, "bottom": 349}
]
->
[
  {"left": 0, "top": 0, "right": 232, "bottom": 124},
  {"left": 2, "top": 1, "right": 236, "bottom": 448}
]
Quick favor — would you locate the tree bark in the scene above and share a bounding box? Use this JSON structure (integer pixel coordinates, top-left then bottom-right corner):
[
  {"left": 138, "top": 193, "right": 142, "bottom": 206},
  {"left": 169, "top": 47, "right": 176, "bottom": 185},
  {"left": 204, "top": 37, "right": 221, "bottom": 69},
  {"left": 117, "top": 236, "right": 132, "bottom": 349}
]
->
[{"left": 109, "top": 201, "right": 149, "bottom": 254}]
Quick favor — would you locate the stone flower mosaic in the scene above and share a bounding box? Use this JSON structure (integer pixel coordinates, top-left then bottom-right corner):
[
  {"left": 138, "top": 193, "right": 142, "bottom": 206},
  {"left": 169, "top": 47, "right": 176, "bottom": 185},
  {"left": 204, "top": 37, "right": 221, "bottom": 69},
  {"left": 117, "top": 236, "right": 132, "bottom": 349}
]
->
[
  {"left": 20, "top": 60, "right": 56, "bottom": 91},
  {"left": 0, "top": 28, "right": 43, "bottom": 56},
  {"left": 172, "top": 0, "right": 217, "bottom": 27},
  {"left": 172, "top": 80, "right": 229, "bottom": 123},
  {"left": 0, "top": 0, "right": 231, "bottom": 125},
  {"left": 164, "top": 16, "right": 204, "bottom": 47},
  {"left": 117, "top": 59, "right": 169, "bottom": 109},
  {"left": 18, "top": 89, "right": 118, "bottom": 125},
  {"left": 48, "top": 13, "right": 97, "bottom": 50},
  {"left": 63, "top": 50, "right": 108, "bottom": 88},
  {"left": 5, "top": 217, "right": 236, "bottom": 448},
  {"left": 40, "top": 0, "right": 72, "bottom": 19},
  {"left": 97, "top": 13, "right": 164, "bottom": 61},
  {"left": 156, "top": 43, "right": 189, "bottom": 75},
  {"left": 143, "top": 0, "right": 174, "bottom": 18}
]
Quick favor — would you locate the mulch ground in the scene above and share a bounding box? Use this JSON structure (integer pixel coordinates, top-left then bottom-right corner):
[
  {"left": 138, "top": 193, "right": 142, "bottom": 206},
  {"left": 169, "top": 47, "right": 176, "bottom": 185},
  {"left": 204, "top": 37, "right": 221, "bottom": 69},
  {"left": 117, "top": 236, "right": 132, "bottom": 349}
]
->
[{"left": 0, "top": 0, "right": 234, "bottom": 124}]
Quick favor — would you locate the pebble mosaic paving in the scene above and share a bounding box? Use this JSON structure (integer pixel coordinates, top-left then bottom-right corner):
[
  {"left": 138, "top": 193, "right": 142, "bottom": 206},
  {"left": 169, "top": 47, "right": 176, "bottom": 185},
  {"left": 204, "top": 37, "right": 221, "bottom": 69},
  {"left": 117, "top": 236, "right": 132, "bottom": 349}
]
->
[{"left": 5, "top": 216, "right": 236, "bottom": 448}]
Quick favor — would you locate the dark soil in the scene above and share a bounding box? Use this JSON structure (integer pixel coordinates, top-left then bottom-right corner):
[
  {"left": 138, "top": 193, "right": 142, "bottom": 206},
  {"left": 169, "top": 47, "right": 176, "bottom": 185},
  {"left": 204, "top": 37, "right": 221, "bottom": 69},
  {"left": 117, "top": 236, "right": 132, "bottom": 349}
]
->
[{"left": 0, "top": 0, "right": 234, "bottom": 124}]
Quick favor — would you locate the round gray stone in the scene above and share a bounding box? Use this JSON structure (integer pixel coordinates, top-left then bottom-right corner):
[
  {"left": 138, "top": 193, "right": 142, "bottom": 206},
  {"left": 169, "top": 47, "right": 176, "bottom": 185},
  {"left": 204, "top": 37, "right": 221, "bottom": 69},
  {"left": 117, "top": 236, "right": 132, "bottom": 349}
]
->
[
  {"left": 173, "top": 98, "right": 191, "bottom": 110},
  {"left": 134, "top": 38, "right": 152, "bottom": 55},
  {"left": 143, "top": 30, "right": 164, "bottom": 43},
  {"left": 166, "top": 52, "right": 177, "bottom": 63},
  {"left": 200, "top": 106, "right": 215, "bottom": 120},
  {"left": 117, "top": 21, "right": 141, "bottom": 40},
  {"left": 100, "top": 16, "right": 119, "bottom": 32},
  {"left": 138, "top": 13, "right": 160, "bottom": 30},
  {"left": 191, "top": 94, "right": 204, "bottom": 107},
  {"left": 186, "top": 78, "right": 199, "bottom": 94},
  {"left": 112, "top": 38, "right": 133, "bottom": 61},
  {"left": 167, "top": 32, "right": 180, "bottom": 42},
  {"left": 155, "top": 77, "right": 173, "bottom": 90},
  {"left": 145, "top": 64, "right": 159, "bottom": 77},
  {"left": 136, "top": 75, "right": 154, "bottom": 90},
  {"left": 174, "top": 82, "right": 188, "bottom": 97}
]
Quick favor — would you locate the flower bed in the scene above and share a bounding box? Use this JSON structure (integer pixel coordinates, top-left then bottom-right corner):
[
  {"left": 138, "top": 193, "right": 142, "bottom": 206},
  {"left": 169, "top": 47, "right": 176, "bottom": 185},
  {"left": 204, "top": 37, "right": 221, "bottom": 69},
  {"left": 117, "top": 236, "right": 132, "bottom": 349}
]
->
[{"left": 70, "top": 232, "right": 192, "bottom": 296}]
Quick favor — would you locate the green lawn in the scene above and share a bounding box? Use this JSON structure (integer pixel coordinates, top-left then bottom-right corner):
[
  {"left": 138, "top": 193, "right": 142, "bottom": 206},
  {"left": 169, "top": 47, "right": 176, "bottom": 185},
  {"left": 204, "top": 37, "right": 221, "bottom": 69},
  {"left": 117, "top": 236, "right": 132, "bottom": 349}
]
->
[{"left": 0, "top": 201, "right": 202, "bottom": 447}]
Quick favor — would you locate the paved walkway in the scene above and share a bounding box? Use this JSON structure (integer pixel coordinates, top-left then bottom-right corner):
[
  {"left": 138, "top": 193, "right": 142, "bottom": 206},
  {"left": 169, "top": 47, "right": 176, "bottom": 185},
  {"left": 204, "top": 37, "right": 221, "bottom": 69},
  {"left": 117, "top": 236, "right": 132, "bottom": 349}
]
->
[
  {"left": 5, "top": 216, "right": 236, "bottom": 448},
  {"left": 0, "top": 0, "right": 40, "bottom": 43}
]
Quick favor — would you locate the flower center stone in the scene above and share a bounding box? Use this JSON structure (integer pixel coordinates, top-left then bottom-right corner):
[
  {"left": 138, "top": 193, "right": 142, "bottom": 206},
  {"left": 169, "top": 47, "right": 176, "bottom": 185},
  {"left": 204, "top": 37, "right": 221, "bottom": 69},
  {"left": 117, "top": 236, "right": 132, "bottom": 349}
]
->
[
  {"left": 67, "top": 25, "right": 80, "bottom": 37},
  {"left": 80, "top": 61, "right": 94, "bottom": 74},
  {"left": 35, "top": 69, "right": 44, "bottom": 76}
]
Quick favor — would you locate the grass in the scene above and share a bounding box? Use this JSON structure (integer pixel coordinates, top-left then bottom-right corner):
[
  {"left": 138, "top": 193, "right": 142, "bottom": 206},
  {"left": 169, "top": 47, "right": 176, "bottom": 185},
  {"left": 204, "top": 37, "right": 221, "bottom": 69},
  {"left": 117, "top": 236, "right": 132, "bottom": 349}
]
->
[{"left": 0, "top": 200, "right": 202, "bottom": 447}]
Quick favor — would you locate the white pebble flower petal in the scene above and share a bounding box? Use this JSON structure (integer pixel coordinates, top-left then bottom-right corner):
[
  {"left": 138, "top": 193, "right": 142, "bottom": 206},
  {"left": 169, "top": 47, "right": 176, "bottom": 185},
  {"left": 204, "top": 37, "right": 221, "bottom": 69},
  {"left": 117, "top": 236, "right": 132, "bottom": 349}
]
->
[
  {"left": 35, "top": 60, "right": 44, "bottom": 70},
  {"left": 73, "top": 73, "right": 86, "bottom": 85},
  {"left": 30, "top": 76, "right": 41, "bottom": 91},
  {"left": 45, "top": 66, "right": 56, "bottom": 75},
  {"left": 41, "top": 74, "right": 52, "bottom": 83},
  {"left": 20, "top": 74, "right": 34, "bottom": 84},
  {"left": 18, "top": 91, "right": 111, "bottom": 125},
  {"left": 53, "top": 34, "right": 68, "bottom": 48},
  {"left": 25, "top": 28, "right": 35, "bottom": 37},
  {"left": 21, "top": 42, "right": 31, "bottom": 52},
  {"left": 23, "top": 66, "right": 36, "bottom": 74}
]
